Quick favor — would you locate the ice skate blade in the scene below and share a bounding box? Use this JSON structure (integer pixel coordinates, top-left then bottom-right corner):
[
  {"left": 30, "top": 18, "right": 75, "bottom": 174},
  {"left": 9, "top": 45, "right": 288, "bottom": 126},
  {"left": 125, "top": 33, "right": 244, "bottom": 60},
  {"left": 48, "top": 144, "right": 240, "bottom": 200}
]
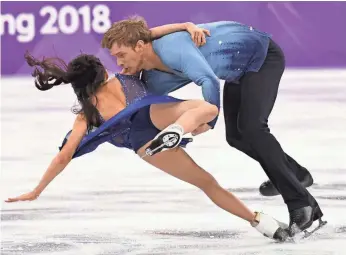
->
[
  {"left": 288, "top": 218, "right": 327, "bottom": 242},
  {"left": 302, "top": 218, "right": 327, "bottom": 239}
]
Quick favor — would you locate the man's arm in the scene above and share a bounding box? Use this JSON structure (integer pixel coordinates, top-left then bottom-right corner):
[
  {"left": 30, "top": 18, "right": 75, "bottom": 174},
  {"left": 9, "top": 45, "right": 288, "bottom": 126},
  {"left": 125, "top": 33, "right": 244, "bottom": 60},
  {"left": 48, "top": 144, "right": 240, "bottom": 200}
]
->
[{"left": 177, "top": 44, "right": 220, "bottom": 128}]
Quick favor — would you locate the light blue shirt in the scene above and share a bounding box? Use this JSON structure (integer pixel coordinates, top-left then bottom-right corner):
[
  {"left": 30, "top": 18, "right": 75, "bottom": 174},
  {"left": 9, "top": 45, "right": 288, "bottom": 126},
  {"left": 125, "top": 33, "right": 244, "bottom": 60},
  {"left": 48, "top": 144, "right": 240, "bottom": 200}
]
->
[{"left": 142, "top": 21, "right": 272, "bottom": 127}]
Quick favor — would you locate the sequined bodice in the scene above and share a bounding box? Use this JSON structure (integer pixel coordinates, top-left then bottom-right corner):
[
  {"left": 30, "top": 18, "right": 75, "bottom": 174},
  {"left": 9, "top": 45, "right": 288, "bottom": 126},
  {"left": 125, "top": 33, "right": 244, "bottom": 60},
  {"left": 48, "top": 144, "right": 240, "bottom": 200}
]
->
[{"left": 114, "top": 73, "right": 149, "bottom": 106}]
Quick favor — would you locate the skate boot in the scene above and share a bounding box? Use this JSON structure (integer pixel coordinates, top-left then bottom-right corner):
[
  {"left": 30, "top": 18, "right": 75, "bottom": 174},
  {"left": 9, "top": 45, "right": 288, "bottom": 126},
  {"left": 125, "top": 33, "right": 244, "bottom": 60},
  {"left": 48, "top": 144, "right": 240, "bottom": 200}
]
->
[
  {"left": 251, "top": 212, "right": 289, "bottom": 242},
  {"left": 259, "top": 170, "right": 314, "bottom": 196},
  {"left": 144, "top": 124, "right": 184, "bottom": 157},
  {"left": 288, "top": 205, "right": 327, "bottom": 239}
]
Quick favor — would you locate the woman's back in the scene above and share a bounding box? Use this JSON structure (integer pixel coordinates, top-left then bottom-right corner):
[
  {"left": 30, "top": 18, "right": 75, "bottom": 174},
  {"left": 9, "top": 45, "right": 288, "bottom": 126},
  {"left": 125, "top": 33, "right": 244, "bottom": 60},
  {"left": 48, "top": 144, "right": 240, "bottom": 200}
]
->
[
  {"left": 92, "top": 73, "right": 150, "bottom": 123},
  {"left": 92, "top": 77, "right": 127, "bottom": 122}
]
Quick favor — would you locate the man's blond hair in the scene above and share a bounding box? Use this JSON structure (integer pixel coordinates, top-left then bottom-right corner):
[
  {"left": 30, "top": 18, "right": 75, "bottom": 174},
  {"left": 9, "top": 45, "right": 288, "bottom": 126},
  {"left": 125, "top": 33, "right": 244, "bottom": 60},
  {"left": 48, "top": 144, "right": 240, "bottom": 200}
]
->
[{"left": 101, "top": 15, "right": 151, "bottom": 49}]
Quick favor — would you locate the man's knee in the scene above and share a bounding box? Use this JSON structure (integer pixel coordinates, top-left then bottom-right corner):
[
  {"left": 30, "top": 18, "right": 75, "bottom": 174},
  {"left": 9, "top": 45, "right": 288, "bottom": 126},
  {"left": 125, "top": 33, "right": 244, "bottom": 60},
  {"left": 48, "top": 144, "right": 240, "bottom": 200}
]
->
[
  {"left": 226, "top": 134, "right": 239, "bottom": 148},
  {"left": 225, "top": 125, "right": 242, "bottom": 148},
  {"left": 225, "top": 121, "right": 271, "bottom": 150},
  {"left": 239, "top": 125, "right": 270, "bottom": 142}
]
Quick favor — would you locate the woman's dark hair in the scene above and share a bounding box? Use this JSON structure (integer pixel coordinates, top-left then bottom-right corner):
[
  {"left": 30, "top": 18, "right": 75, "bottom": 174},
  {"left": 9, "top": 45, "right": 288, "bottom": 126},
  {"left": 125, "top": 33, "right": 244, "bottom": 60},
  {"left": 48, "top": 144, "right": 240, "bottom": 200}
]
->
[{"left": 24, "top": 51, "right": 106, "bottom": 129}]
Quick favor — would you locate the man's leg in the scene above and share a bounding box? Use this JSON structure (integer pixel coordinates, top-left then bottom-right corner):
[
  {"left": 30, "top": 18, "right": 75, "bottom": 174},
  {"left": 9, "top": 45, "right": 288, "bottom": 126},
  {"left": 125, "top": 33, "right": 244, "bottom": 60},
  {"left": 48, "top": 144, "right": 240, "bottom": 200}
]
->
[
  {"left": 223, "top": 82, "right": 313, "bottom": 197},
  {"left": 259, "top": 156, "right": 313, "bottom": 196},
  {"left": 232, "top": 39, "right": 320, "bottom": 211}
]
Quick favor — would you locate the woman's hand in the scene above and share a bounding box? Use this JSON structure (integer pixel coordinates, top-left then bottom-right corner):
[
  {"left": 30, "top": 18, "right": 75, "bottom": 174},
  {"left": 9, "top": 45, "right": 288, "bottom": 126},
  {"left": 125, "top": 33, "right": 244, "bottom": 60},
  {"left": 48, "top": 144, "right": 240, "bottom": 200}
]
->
[
  {"left": 185, "top": 22, "right": 211, "bottom": 47},
  {"left": 5, "top": 190, "right": 40, "bottom": 203}
]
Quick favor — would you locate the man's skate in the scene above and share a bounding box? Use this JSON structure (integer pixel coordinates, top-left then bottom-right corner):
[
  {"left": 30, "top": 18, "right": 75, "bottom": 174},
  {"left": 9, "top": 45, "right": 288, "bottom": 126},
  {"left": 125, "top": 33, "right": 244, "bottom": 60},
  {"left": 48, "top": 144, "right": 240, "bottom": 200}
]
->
[
  {"left": 251, "top": 212, "right": 289, "bottom": 242},
  {"left": 288, "top": 205, "right": 327, "bottom": 240},
  {"left": 143, "top": 124, "right": 192, "bottom": 157}
]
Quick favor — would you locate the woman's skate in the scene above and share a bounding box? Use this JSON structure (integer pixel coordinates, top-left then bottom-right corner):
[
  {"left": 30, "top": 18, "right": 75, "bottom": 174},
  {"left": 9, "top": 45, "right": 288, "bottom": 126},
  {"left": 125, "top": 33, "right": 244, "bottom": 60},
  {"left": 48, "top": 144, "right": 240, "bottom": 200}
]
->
[
  {"left": 251, "top": 212, "right": 289, "bottom": 242},
  {"left": 144, "top": 124, "right": 192, "bottom": 157}
]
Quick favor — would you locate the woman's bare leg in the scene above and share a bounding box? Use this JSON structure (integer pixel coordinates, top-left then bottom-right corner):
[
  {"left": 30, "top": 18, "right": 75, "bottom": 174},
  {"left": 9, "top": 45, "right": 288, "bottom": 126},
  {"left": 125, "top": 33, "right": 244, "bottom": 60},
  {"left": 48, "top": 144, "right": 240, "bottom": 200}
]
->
[
  {"left": 150, "top": 100, "right": 218, "bottom": 134},
  {"left": 138, "top": 145, "right": 255, "bottom": 223},
  {"left": 137, "top": 100, "right": 288, "bottom": 241}
]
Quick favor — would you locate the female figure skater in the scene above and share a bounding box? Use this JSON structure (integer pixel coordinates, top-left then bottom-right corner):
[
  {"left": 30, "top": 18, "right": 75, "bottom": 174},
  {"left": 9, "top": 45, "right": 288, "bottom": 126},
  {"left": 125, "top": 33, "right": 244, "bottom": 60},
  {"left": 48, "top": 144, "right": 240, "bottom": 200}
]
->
[
  {"left": 5, "top": 51, "right": 289, "bottom": 242},
  {"left": 5, "top": 22, "right": 289, "bottom": 242}
]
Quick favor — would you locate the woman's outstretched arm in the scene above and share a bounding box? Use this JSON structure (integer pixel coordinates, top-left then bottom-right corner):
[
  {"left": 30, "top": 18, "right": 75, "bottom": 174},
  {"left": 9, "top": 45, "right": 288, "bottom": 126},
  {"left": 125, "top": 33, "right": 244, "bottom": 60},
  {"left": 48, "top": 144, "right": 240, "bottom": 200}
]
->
[
  {"left": 150, "top": 22, "right": 210, "bottom": 46},
  {"left": 5, "top": 115, "right": 87, "bottom": 202}
]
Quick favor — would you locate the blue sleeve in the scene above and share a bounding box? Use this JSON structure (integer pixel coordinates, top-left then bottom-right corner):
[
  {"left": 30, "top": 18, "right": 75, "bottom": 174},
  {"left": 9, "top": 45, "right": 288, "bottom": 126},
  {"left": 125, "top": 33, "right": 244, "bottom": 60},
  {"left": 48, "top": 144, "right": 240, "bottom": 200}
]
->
[{"left": 178, "top": 45, "right": 220, "bottom": 128}]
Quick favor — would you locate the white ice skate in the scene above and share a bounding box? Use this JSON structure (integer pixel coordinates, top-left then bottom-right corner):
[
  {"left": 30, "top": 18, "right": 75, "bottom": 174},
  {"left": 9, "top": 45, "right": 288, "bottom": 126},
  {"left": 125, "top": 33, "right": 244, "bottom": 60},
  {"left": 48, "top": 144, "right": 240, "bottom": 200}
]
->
[
  {"left": 144, "top": 124, "right": 184, "bottom": 157},
  {"left": 251, "top": 212, "right": 289, "bottom": 242}
]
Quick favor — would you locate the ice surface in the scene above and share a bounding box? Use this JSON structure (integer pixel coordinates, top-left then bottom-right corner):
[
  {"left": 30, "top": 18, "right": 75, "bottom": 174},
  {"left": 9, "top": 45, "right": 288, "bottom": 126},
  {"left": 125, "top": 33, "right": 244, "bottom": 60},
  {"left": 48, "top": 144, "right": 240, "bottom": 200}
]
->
[{"left": 1, "top": 70, "right": 346, "bottom": 254}]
